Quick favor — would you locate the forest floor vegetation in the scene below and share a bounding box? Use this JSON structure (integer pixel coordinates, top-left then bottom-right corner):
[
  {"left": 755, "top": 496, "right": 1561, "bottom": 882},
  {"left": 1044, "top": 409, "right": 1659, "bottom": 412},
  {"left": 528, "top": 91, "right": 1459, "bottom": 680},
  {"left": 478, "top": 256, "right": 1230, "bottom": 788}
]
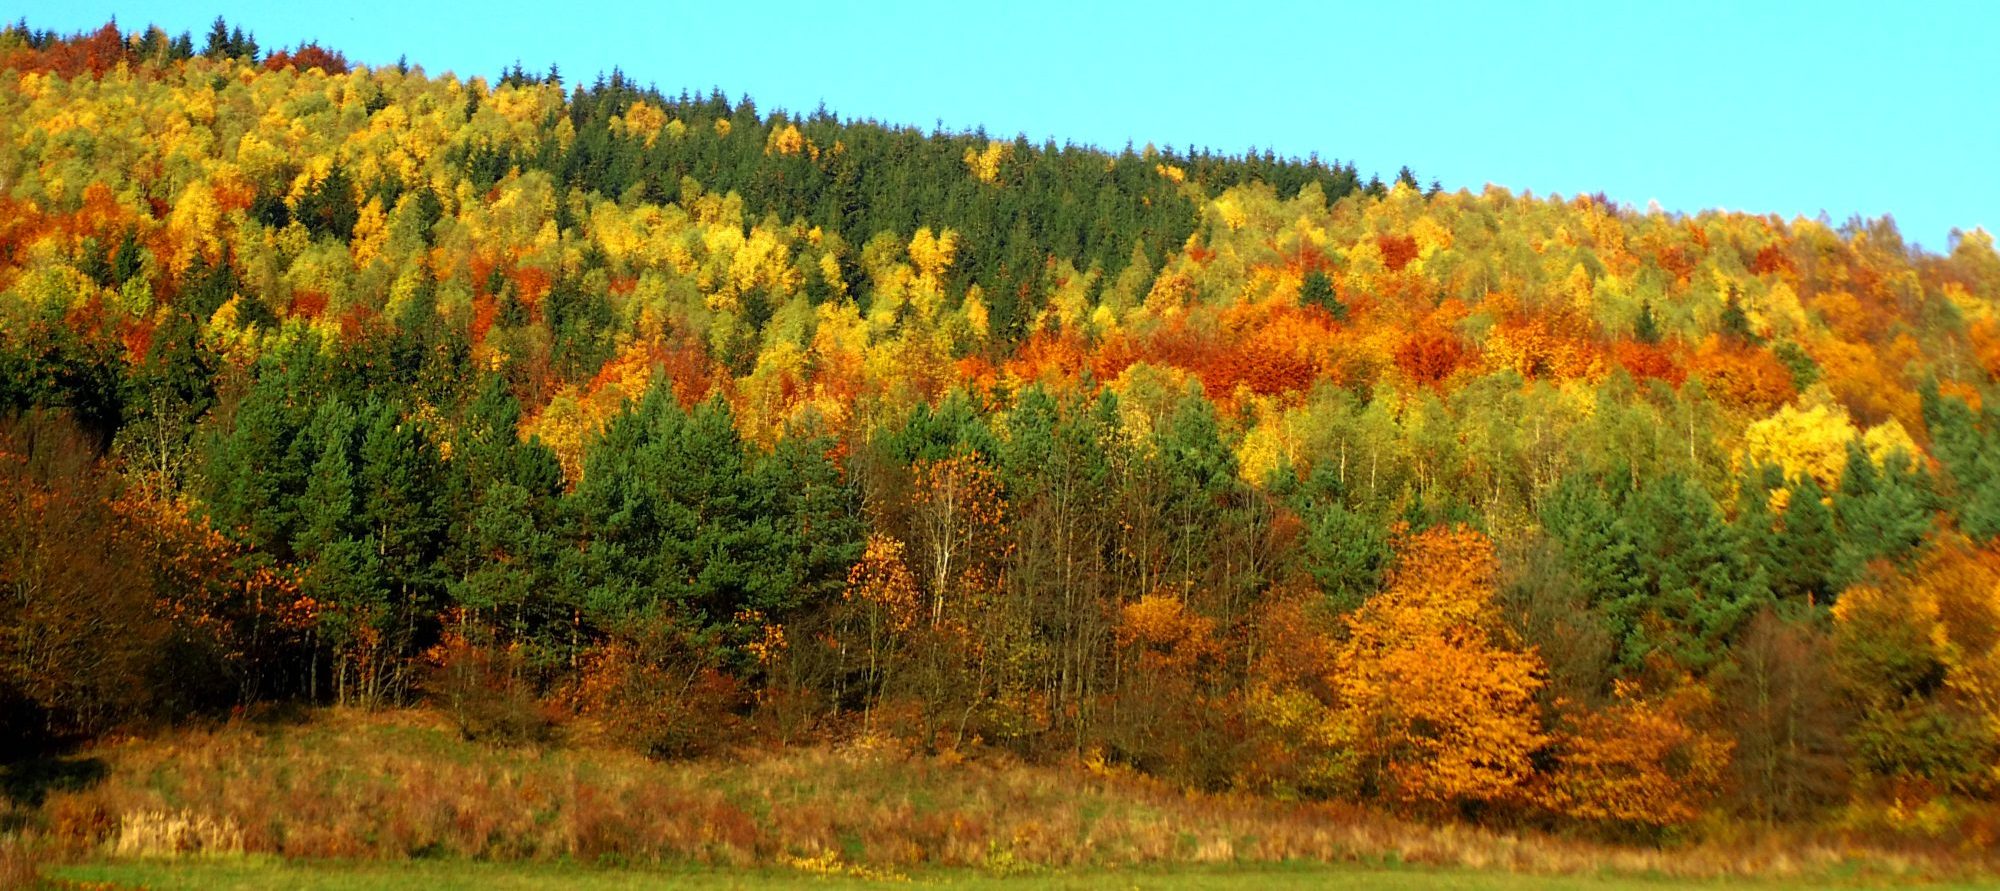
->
[{"left": 2, "top": 709, "right": 1996, "bottom": 888}]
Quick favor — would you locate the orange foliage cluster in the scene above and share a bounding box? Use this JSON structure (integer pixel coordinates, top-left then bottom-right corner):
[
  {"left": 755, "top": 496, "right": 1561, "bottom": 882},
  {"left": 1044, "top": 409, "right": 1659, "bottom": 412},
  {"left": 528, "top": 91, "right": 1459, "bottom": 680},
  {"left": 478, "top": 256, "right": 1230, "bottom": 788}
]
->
[
  {"left": 0, "top": 23, "right": 133, "bottom": 78},
  {"left": 1338, "top": 526, "right": 1544, "bottom": 807},
  {"left": 1969, "top": 319, "right": 2000, "bottom": 382},
  {"left": 844, "top": 534, "right": 922, "bottom": 634},
  {"left": 1377, "top": 233, "right": 1419, "bottom": 273},
  {"left": 262, "top": 42, "right": 348, "bottom": 74},
  {"left": 1394, "top": 330, "right": 1470, "bottom": 388},
  {"left": 115, "top": 491, "right": 313, "bottom": 637},
  {"left": 1612, "top": 340, "right": 1685, "bottom": 385},
  {"left": 1137, "top": 311, "right": 1339, "bottom": 405},
  {"left": 1116, "top": 594, "right": 1223, "bottom": 675},
  {"left": 1534, "top": 682, "right": 1731, "bottom": 826},
  {"left": 1486, "top": 303, "right": 1603, "bottom": 380},
  {"left": 1234, "top": 526, "right": 1736, "bottom": 822},
  {"left": 1687, "top": 336, "right": 1797, "bottom": 411}
]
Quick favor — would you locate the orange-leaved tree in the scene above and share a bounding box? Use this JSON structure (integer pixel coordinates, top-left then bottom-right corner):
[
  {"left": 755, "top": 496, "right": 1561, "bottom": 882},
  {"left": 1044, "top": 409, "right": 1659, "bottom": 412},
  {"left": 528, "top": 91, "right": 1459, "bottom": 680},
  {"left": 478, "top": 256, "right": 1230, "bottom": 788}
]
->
[
  {"left": 1241, "top": 587, "right": 1356, "bottom": 797},
  {"left": 909, "top": 451, "right": 1008, "bottom": 627},
  {"left": 1106, "top": 592, "right": 1235, "bottom": 785},
  {"left": 1336, "top": 525, "right": 1546, "bottom": 809},
  {"left": 1533, "top": 679, "right": 1731, "bottom": 829},
  {"left": 838, "top": 533, "right": 923, "bottom": 725}
]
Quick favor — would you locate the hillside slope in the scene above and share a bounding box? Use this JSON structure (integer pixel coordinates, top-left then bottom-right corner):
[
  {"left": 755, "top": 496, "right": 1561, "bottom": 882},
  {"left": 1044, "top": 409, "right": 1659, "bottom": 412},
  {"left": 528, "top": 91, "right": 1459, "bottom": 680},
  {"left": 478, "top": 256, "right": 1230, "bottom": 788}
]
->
[{"left": 2, "top": 18, "right": 2000, "bottom": 853}]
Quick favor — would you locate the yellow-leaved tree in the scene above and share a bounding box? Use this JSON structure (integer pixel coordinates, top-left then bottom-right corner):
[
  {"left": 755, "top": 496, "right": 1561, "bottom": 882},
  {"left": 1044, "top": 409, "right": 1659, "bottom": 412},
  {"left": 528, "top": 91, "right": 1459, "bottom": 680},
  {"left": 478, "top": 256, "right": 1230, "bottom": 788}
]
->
[{"left": 1736, "top": 390, "right": 1860, "bottom": 494}]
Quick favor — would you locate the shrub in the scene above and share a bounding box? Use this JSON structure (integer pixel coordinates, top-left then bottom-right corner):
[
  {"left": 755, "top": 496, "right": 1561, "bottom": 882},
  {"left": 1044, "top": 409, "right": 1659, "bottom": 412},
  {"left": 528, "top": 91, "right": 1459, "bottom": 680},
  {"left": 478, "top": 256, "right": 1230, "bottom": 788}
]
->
[
  {"left": 564, "top": 622, "right": 746, "bottom": 758},
  {"left": 422, "top": 623, "right": 561, "bottom": 745}
]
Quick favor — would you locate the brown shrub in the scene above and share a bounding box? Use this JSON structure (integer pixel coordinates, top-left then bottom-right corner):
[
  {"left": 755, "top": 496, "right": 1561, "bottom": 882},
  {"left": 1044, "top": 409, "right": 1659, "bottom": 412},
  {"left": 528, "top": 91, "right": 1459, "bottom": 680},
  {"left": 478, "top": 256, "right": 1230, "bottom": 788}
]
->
[
  {"left": 563, "top": 624, "right": 746, "bottom": 759},
  {"left": 422, "top": 622, "right": 561, "bottom": 746}
]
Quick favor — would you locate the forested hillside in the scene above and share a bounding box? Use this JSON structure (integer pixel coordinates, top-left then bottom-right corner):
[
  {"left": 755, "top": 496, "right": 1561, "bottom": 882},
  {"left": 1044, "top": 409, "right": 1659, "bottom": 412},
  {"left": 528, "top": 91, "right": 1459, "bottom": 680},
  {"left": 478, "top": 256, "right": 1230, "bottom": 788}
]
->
[{"left": 5, "top": 19, "right": 2000, "bottom": 841}]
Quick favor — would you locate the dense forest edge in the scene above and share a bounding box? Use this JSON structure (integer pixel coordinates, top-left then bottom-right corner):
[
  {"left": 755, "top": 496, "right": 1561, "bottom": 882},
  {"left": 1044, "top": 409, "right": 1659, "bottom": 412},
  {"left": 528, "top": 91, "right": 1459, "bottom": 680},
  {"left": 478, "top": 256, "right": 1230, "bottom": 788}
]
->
[{"left": 4, "top": 15, "right": 2000, "bottom": 883}]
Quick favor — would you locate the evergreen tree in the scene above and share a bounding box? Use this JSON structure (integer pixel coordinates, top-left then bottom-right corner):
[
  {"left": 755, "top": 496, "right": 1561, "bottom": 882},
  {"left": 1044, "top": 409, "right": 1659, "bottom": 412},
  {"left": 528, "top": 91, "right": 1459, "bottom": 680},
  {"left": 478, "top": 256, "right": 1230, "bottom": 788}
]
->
[
  {"left": 352, "top": 399, "right": 449, "bottom": 691},
  {"left": 570, "top": 386, "right": 793, "bottom": 639},
  {"left": 1772, "top": 340, "right": 1820, "bottom": 390},
  {"left": 1623, "top": 473, "right": 1770, "bottom": 674},
  {"left": 1832, "top": 442, "right": 1935, "bottom": 581},
  {"left": 202, "top": 17, "right": 230, "bottom": 58},
  {"left": 763, "top": 414, "right": 866, "bottom": 611},
  {"left": 1720, "top": 290, "right": 1760, "bottom": 343},
  {"left": 1635, "top": 299, "right": 1662, "bottom": 344},
  {"left": 293, "top": 400, "right": 360, "bottom": 561},
  {"left": 1775, "top": 474, "right": 1839, "bottom": 604},
  {"left": 1548, "top": 472, "right": 1767, "bottom": 676},
  {"left": 1300, "top": 503, "right": 1387, "bottom": 613},
  {"left": 1298, "top": 269, "right": 1347, "bottom": 321},
  {"left": 1734, "top": 463, "right": 1784, "bottom": 585}
]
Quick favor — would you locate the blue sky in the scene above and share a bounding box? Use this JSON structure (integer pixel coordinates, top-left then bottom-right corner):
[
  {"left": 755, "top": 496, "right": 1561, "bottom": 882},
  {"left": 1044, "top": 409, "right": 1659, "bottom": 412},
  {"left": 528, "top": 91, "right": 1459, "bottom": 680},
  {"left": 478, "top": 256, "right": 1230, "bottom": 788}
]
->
[{"left": 22, "top": 1, "right": 1997, "bottom": 252}]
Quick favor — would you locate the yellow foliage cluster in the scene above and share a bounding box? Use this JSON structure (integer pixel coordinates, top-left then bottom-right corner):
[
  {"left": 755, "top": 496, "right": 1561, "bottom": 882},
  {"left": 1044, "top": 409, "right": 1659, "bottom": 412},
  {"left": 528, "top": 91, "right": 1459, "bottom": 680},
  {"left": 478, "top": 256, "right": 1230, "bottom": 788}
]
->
[
  {"left": 908, "top": 226, "right": 959, "bottom": 283},
  {"left": 963, "top": 140, "right": 1011, "bottom": 185},
  {"left": 844, "top": 534, "right": 923, "bottom": 634},
  {"left": 765, "top": 123, "right": 811, "bottom": 158},
  {"left": 614, "top": 100, "right": 669, "bottom": 148},
  {"left": 1736, "top": 394, "right": 1861, "bottom": 492},
  {"left": 525, "top": 344, "right": 664, "bottom": 482}
]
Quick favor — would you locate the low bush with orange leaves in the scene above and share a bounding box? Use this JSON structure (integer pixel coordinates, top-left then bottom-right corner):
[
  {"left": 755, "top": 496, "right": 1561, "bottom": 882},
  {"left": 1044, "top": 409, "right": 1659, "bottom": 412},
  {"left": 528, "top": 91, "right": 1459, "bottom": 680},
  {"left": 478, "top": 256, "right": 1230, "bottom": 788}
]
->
[
  {"left": 421, "top": 619, "right": 563, "bottom": 746},
  {"left": 561, "top": 622, "right": 747, "bottom": 759}
]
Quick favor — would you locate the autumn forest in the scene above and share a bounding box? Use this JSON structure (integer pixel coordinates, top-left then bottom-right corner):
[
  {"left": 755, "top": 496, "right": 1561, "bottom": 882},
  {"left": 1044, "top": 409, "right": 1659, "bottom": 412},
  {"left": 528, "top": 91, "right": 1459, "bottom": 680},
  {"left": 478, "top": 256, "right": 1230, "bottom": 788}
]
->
[{"left": 5, "top": 18, "right": 2000, "bottom": 876}]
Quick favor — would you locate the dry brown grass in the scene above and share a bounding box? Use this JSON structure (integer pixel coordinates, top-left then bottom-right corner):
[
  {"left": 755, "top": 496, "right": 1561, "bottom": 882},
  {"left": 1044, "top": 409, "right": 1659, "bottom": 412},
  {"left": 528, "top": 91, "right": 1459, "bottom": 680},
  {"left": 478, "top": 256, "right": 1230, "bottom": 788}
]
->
[
  {"left": 0, "top": 832, "right": 49, "bottom": 890},
  {"left": 106, "top": 810, "right": 243, "bottom": 859},
  {"left": 11, "top": 708, "right": 1996, "bottom": 884}
]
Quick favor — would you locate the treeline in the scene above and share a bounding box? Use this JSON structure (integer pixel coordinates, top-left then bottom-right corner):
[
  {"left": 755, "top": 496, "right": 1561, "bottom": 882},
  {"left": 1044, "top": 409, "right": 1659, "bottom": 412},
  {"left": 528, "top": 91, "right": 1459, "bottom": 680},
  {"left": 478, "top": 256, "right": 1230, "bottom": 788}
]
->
[{"left": 4, "top": 17, "right": 2000, "bottom": 841}]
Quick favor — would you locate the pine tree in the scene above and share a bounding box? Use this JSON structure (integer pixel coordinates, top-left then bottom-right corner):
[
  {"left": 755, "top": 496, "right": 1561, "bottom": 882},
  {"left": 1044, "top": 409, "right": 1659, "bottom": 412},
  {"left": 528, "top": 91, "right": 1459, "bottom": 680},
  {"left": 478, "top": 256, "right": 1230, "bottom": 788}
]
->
[
  {"left": 1775, "top": 474, "right": 1838, "bottom": 604},
  {"left": 1720, "top": 290, "right": 1760, "bottom": 343},
  {"left": 1635, "top": 300, "right": 1662, "bottom": 344},
  {"left": 356, "top": 399, "right": 448, "bottom": 681},
  {"left": 1298, "top": 269, "right": 1347, "bottom": 321},
  {"left": 1622, "top": 473, "right": 1770, "bottom": 674},
  {"left": 1734, "top": 463, "right": 1783, "bottom": 585},
  {"left": 763, "top": 414, "right": 865, "bottom": 611},
  {"left": 203, "top": 17, "right": 230, "bottom": 58},
  {"left": 1301, "top": 498, "right": 1388, "bottom": 613},
  {"left": 1832, "top": 441, "right": 1935, "bottom": 583}
]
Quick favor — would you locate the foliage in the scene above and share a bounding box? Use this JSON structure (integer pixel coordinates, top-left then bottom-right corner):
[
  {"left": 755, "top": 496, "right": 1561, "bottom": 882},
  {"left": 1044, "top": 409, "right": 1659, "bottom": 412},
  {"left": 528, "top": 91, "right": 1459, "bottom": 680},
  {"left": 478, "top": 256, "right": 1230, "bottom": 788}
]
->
[
  {"left": 3, "top": 16, "right": 2000, "bottom": 838},
  {"left": 1335, "top": 526, "right": 1545, "bottom": 809}
]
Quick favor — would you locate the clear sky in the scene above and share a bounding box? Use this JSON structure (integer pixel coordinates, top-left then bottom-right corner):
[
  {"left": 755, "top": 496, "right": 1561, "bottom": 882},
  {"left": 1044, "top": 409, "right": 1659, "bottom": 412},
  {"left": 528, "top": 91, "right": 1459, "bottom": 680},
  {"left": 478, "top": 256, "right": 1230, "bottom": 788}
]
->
[{"left": 21, "top": 1, "right": 1998, "bottom": 252}]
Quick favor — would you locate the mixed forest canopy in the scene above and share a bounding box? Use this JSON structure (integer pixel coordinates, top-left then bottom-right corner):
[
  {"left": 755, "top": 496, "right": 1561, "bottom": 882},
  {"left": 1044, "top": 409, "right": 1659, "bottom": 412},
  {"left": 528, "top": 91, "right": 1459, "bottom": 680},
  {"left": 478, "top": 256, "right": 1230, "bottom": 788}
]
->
[{"left": 5, "top": 18, "right": 2000, "bottom": 839}]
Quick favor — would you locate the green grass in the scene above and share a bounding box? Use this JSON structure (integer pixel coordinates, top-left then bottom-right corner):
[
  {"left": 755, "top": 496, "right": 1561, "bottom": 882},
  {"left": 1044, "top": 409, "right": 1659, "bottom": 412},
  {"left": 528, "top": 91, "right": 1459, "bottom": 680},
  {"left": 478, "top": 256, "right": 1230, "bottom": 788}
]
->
[{"left": 51, "top": 857, "right": 2000, "bottom": 890}]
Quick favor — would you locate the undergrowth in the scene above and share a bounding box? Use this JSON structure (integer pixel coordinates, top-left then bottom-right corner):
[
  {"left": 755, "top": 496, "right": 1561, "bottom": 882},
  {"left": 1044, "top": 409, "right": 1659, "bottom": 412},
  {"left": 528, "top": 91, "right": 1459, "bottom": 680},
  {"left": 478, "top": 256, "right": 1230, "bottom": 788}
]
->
[{"left": 3, "top": 708, "right": 1995, "bottom": 886}]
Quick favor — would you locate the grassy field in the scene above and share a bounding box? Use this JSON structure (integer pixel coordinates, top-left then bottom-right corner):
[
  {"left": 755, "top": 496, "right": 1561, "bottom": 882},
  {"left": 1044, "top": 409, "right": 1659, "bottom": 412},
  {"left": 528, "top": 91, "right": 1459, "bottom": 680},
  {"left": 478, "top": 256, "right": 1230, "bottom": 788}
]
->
[
  {"left": 8, "top": 710, "right": 1996, "bottom": 889},
  {"left": 47, "top": 858, "right": 2000, "bottom": 890}
]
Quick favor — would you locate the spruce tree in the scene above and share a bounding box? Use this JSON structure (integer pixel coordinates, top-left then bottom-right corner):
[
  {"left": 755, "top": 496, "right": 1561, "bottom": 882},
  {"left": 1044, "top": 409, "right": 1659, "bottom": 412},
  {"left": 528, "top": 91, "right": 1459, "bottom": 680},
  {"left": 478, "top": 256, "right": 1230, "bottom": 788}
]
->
[
  {"left": 1298, "top": 269, "right": 1346, "bottom": 321},
  {"left": 1775, "top": 474, "right": 1838, "bottom": 603},
  {"left": 1635, "top": 299, "right": 1662, "bottom": 344},
  {"left": 1833, "top": 441, "right": 1935, "bottom": 582}
]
